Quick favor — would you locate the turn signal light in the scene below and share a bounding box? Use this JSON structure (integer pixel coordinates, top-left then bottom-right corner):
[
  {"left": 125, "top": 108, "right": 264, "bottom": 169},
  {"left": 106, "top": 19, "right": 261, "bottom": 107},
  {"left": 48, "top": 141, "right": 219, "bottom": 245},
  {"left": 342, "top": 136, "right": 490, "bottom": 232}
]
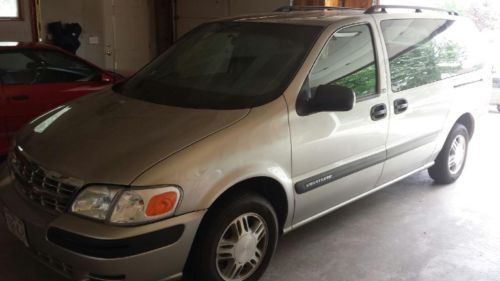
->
[{"left": 145, "top": 192, "right": 178, "bottom": 217}]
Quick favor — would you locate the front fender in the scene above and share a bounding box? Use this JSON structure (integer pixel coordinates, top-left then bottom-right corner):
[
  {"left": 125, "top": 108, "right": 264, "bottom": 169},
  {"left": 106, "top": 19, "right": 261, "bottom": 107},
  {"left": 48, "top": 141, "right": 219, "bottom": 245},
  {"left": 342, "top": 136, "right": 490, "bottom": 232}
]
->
[{"left": 131, "top": 96, "right": 294, "bottom": 229}]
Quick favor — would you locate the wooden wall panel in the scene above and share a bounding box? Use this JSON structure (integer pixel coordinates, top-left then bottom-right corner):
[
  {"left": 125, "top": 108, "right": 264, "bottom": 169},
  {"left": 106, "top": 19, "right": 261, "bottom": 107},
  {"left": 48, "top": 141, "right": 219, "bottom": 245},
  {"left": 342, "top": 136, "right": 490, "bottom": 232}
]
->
[
  {"left": 325, "top": 0, "right": 341, "bottom": 6},
  {"left": 294, "top": 0, "right": 374, "bottom": 8},
  {"left": 344, "top": 0, "right": 372, "bottom": 8}
]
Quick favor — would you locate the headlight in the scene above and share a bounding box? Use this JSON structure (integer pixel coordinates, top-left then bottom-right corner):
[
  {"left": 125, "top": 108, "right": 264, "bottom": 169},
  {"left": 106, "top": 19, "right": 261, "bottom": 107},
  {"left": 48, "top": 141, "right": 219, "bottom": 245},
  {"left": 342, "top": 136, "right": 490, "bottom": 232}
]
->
[
  {"left": 71, "top": 186, "right": 120, "bottom": 220},
  {"left": 71, "top": 185, "right": 181, "bottom": 225}
]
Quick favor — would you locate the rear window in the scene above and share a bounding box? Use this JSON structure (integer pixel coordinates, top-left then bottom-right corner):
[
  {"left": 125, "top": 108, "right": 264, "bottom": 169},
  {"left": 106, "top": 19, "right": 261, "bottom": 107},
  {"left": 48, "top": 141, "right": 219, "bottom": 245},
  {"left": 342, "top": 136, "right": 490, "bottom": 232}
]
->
[
  {"left": 381, "top": 19, "right": 484, "bottom": 92},
  {"left": 115, "top": 22, "right": 322, "bottom": 109}
]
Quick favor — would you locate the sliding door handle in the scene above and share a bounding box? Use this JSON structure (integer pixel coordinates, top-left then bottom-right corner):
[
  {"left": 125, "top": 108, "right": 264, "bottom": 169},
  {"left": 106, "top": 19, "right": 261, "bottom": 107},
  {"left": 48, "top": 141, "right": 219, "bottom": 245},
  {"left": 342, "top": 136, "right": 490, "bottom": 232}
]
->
[{"left": 394, "top": 98, "right": 408, "bottom": 114}]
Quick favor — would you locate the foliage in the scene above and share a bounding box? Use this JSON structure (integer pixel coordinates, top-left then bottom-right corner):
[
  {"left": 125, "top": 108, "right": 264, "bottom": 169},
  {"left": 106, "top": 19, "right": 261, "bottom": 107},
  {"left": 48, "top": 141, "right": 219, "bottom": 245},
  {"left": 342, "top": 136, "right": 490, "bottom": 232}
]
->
[
  {"left": 464, "top": 1, "right": 500, "bottom": 31},
  {"left": 382, "top": 0, "right": 500, "bottom": 31},
  {"left": 333, "top": 64, "right": 376, "bottom": 98},
  {"left": 388, "top": 32, "right": 477, "bottom": 92},
  {"left": 439, "top": 0, "right": 499, "bottom": 31}
]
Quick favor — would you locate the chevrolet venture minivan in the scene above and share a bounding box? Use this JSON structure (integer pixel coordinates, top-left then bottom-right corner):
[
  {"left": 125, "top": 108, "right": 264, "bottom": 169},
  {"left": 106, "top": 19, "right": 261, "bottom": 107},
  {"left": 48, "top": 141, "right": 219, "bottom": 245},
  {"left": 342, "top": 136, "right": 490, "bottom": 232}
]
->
[{"left": 0, "top": 5, "right": 490, "bottom": 281}]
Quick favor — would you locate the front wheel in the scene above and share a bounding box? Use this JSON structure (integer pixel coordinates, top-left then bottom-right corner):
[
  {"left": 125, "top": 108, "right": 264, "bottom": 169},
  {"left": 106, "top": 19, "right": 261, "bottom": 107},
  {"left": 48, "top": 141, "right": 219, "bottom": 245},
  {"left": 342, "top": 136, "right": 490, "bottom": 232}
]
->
[
  {"left": 428, "top": 123, "right": 469, "bottom": 184},
  {"left": 191, "top": 192, "right": 279, "bottom": 281}
]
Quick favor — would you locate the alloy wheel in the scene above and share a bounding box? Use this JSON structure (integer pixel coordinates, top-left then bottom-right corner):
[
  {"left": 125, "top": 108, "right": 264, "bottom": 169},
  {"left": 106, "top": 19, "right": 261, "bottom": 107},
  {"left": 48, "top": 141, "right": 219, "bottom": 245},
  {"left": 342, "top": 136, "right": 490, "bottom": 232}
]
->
[
  {"left": 448, "top": 134, "right": 466, "bottom": 175},
  {"left": 216, "top": 213, "right": 269, "bottom": 281}
]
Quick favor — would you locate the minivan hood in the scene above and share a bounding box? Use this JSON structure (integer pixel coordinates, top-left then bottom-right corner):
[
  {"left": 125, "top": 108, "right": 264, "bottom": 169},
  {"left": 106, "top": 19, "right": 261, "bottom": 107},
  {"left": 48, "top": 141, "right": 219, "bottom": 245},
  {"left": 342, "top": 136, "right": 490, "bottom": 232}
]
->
[{"left": 16, "top": 90, "right": 249, "bottom": 185}]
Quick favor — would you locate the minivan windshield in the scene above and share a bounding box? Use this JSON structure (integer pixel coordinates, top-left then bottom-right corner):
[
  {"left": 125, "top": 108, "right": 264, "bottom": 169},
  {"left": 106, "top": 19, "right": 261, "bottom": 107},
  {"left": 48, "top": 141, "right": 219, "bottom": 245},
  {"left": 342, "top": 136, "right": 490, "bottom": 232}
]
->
[{"left": 114, "top": 22, "right": 322, "bottom": 109}]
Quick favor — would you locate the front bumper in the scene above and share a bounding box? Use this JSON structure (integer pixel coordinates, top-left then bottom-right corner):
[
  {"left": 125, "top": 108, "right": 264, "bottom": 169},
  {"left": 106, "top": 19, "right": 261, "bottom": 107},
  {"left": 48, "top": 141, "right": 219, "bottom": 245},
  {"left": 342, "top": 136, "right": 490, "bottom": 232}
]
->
[{"left": 0, "top": 165, "right": 205, "bottom": 281}]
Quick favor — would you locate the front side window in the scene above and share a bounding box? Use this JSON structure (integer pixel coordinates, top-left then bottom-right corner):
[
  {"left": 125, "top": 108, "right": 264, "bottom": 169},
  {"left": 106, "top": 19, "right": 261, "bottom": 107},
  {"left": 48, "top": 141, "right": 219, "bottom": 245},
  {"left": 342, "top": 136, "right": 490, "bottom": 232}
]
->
[
  {"left": 381, "top": 19, "right": 484, "bottom": 92},
  {"left": 115, "top": 22, "right": 323, "bottom": 109},
  {"left": 309, "top": 24, "right": 378, "bottom": 99},
  {"left": 0, "top": 50, "right": 101, "bottom": 85}
]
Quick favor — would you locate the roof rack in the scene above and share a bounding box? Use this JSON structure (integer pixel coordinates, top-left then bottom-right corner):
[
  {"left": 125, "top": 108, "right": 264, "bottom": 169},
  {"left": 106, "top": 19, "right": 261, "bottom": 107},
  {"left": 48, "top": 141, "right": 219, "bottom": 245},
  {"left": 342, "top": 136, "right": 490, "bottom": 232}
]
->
[
  {"left": 365, "top": 5, "right": 459, "bottom": 16},
  {"left": 275, "top": 5, "right": 363, "bottom": 12}
]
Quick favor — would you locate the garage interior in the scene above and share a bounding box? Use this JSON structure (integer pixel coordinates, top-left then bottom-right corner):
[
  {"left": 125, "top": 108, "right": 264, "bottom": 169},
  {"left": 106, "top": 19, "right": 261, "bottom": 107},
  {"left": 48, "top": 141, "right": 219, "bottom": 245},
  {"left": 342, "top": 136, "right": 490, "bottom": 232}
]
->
[
  {"left": 1, "top": 0, "right": 375, "bottom": 76},
  {"left": 1, "top": 0, "right": 500, "bottom": 281}
]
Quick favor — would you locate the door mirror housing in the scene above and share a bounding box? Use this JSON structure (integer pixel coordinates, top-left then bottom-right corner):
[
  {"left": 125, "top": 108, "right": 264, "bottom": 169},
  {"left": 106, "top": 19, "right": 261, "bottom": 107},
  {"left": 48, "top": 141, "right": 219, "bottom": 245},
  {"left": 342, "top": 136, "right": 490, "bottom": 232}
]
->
[
  {"left": 101, "top": 73, "right": 114, "bottom": 83},
  {"left": 300, "top": 84, "right": 355, "bottom": 115},
  {"left": 103, "top": 71, "right": 125, "bottom": 84}
]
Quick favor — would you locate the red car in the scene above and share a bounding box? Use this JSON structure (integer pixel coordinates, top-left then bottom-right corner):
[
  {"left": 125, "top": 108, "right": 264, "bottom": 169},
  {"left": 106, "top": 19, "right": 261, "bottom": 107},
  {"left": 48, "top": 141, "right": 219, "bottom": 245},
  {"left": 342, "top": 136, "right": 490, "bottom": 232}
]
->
[{"left": 0, "top": 42, "right": 122, "bottom": 156}]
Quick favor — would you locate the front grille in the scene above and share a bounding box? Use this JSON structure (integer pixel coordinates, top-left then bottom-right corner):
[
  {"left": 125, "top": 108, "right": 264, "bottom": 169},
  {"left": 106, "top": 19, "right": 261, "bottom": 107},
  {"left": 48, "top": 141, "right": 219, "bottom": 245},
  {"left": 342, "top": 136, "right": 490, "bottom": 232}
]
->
[{"left": 9, "top": 148, "right": 83, "bottom": 213}]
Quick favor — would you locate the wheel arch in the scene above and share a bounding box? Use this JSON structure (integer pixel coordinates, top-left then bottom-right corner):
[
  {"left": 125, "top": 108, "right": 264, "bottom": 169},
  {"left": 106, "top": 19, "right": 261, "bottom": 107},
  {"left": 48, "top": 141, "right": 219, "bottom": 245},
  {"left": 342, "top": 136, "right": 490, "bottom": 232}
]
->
[
  {"left": 205, "top": 176, "right": 290, "bottom": 234},
  {"left": 455, "top": 113, "right": 475, "bottom": 139}
]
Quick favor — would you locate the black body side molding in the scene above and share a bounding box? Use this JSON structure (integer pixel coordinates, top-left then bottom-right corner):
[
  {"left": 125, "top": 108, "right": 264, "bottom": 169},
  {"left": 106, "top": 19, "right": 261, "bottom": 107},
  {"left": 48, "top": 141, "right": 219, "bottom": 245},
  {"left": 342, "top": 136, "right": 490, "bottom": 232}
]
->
[{"left": 295, "top": 131, "right": 440, "bottom": 194}]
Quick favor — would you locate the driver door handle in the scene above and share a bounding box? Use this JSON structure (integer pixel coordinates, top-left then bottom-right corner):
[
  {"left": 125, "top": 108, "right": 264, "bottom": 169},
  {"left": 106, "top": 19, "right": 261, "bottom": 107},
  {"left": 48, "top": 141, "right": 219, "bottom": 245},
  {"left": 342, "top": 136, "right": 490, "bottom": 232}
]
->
[
  {"left": 370, "top": 104, "right": 387, "bottom": 121},
  {"left": 9, "top": 95, "right": 31, "bottom": 101}
]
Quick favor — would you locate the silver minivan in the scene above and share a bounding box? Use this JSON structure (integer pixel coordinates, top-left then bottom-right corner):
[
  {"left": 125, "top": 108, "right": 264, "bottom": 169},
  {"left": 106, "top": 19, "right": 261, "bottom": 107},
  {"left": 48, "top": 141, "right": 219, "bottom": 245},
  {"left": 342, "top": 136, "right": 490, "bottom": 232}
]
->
[{"left": 0, "top": 5, "right": 490, "bottom": 281}]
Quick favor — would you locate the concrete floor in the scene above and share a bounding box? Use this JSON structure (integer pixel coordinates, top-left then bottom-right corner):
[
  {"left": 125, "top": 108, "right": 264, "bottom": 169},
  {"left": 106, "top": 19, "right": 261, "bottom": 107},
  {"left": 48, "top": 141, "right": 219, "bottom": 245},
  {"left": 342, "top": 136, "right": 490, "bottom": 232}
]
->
[{"left": 1, "top": 110, "right": 499, "bottom": 281}]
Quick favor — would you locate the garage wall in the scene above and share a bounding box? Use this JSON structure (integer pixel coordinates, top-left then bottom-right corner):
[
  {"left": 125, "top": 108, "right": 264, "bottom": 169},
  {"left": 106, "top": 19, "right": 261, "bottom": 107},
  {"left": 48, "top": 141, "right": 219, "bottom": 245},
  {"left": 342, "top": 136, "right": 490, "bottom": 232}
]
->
[
  {"left": 229, "top": 0, "right": 291, "bottom": 14},
  {"left": 177, "top": 0, "right": 290, "bottom": 37},
  {"left": 177, "top": 0, "right": 228, "bottom": 37},
  {"left": 0, "top": 0, "right": 33, "bottom": 42},
  {"left": 40, "top": 0, "right": 105, "bottom": 67}
]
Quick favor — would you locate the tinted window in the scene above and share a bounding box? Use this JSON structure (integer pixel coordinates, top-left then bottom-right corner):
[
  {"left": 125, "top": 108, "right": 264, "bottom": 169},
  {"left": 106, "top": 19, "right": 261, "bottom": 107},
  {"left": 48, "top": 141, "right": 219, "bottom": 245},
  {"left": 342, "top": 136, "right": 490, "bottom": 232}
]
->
[
  {"left": 310, "top": 24, "right": 377, "bottom": 99},
  {"left": 0, "top": 50, "right": 100, "bottom": 85},
  {"left": 115, "top": 22, "right": 322, "bottom": 109},
  {"left": 381, "top": 19, "right": 484, "bottom": 92}
]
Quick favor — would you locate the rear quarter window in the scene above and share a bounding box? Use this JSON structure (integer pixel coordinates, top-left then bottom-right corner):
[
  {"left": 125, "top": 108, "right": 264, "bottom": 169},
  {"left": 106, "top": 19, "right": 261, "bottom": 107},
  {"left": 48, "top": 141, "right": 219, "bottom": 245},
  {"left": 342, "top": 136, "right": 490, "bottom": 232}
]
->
[{"left": 381, "top": 18, "right": 485, "bottom": 92}]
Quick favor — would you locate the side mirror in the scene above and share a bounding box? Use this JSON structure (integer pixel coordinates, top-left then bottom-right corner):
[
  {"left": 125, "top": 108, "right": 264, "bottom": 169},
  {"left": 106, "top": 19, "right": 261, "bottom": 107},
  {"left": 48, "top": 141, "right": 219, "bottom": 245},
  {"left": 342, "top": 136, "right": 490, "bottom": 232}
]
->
[
  {"left": 306, "top": 84, "right": 355, "bottom": 115},
  {"left": 101, "top": 73, "right": 113, "bottom": 83}
]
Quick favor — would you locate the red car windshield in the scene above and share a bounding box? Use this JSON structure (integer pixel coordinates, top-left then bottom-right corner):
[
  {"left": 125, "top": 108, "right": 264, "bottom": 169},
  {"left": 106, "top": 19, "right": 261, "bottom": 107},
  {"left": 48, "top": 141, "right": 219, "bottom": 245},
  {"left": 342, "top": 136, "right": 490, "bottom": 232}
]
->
[{"left": 0, "top": 49, "right": 101, "bottom": 85}]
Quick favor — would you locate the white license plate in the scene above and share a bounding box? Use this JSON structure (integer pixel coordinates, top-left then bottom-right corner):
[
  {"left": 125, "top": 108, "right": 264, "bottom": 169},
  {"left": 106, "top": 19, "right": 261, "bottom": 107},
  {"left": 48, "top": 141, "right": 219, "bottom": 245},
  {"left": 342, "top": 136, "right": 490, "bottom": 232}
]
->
[{"left": 3, "top": 208, "right": 29, "bottom": 247}]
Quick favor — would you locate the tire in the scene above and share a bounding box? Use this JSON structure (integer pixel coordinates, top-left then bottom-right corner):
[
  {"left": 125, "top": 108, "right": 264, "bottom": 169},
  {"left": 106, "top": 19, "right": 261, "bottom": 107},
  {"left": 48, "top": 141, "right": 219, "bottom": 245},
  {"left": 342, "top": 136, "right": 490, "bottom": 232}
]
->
[
  {"left": 497, "top": 105, "right": 500, "bottom": 112},
  {"left": 428, "top": 123, "right": 469, "bottom": 184},
  {"left": 190, "top": 192, "right": 279, "bottom": 281}
]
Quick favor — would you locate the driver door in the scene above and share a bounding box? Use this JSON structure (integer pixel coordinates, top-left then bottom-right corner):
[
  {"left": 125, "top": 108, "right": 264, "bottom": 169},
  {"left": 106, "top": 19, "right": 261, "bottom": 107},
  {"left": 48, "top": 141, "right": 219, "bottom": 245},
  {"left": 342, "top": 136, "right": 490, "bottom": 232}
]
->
[
  {"left": 0, "top": 49, "right": 111, "bottom": 137},
  {"left": 289, "top": 22, "right": 390, "bottom": 225}
]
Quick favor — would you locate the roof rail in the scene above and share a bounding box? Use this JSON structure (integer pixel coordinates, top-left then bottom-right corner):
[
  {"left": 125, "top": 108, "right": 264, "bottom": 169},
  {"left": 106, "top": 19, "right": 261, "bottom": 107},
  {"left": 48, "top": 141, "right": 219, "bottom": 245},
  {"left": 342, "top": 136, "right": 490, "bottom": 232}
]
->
[
  {"left": 365, "top": 5, "right": 459, "bottom": 16},
  {"left": 275, "top": 5, "right": 364, "bottom": 12}
]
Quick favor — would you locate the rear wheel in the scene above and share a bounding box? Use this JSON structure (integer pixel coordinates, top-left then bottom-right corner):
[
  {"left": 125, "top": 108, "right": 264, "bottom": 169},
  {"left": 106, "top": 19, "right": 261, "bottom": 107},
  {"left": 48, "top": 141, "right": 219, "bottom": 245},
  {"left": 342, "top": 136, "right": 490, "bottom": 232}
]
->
[
  {"left": 428, "top": 123, "right": 469, "bottom": 184},
  {"left": 191, "top": 192, "right": 279, "bottom": 281}
]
